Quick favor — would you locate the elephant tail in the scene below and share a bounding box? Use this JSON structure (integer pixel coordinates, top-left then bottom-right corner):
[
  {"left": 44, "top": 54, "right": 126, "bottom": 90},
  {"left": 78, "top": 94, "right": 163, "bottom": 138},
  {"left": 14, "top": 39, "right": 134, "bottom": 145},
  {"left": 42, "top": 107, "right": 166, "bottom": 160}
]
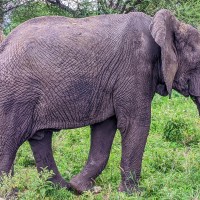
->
[{"left": 0, "top": 30, "right": 5, "bottom": 43}]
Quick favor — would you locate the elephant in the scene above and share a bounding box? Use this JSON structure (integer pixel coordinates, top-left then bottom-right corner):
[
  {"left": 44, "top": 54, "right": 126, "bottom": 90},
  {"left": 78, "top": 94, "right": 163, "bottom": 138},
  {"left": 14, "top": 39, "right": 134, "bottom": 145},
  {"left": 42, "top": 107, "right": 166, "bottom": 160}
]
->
[{"left": 0, "top": 9, "right": 200, "bottom": 194}]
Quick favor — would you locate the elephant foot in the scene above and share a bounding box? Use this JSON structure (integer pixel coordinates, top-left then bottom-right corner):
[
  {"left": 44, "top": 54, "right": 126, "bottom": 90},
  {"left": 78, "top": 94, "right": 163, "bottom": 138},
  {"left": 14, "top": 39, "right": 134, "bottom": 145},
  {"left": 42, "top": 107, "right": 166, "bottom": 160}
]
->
[
  {"left": 69, "top": 175, "right": 94, "bottom": 194},
  {"left": 49, "top": 175, "right": 70, "bottom": 189},
  {"left": 118, "top": 182, "right": 140, "bottom": 194}
]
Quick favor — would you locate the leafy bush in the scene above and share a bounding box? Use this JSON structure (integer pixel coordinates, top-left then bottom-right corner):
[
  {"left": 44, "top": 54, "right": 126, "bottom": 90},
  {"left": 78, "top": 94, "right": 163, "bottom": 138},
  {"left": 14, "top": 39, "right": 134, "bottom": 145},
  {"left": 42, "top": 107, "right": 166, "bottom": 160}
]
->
[
  {"left": 0, "top": 172, "right": 18, "bottom": 200},
  {"left": 0, "top": 168, "right": 55, "bottom": 200},
  {"left": 163, "top": 118, "right": 200, "bottom": 146}
]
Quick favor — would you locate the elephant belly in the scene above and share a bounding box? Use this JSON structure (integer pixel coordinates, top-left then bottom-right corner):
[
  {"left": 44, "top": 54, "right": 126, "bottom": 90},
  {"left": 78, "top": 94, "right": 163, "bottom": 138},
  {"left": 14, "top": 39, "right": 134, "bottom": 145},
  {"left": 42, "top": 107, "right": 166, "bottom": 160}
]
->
[{"left": 33, "top": 89, "right": 115, "bottom": 132}]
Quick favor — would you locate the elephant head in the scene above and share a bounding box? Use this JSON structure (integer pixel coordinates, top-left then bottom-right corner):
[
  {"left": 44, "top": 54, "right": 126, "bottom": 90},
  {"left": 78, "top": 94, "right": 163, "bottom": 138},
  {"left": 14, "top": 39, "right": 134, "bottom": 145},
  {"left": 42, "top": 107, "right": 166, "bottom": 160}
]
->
[{"left": 150, "top": 9, "right": 200, "bottom": 114}]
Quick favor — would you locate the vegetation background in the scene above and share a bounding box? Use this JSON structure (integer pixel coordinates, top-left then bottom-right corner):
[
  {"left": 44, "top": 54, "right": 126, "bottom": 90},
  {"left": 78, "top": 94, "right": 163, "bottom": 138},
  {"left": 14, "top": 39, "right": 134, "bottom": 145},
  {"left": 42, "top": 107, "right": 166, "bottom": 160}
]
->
[{"left": 0, "top": 0, "right": 200, "bottom": 199}]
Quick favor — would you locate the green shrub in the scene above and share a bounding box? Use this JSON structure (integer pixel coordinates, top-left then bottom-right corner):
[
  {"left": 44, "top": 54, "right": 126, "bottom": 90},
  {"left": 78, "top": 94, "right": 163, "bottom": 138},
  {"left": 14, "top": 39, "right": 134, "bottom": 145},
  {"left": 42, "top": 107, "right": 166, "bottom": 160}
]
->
[
  {"left": 0, "top": 169, "right": 55, "bottom": 200},
  {"left": 15, "top": 142, "right": 35, "bottom": 167},
  {"left": 163, "top": 119, "right": 187, "bottom": 142},
  {"left": 0, "top": 172, "right": 18, "bottom": 200},
  {"left": 163, "top": 118, "right": 200, "bottom": 146}
]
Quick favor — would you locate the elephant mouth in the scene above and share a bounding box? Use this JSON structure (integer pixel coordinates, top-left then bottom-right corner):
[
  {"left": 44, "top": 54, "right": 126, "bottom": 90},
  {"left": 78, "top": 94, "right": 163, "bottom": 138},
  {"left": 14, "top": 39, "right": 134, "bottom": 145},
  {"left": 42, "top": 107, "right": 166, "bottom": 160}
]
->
[{"left": 190, "top": 96, "right": 200, "bottom": 116}]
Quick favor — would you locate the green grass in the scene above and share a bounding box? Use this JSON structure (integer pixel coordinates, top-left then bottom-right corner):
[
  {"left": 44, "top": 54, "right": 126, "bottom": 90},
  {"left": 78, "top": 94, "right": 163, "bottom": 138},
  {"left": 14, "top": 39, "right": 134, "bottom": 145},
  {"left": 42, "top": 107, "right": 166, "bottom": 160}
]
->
[{"left": 0, "top": 92, "right": 200, "bottom": 199}]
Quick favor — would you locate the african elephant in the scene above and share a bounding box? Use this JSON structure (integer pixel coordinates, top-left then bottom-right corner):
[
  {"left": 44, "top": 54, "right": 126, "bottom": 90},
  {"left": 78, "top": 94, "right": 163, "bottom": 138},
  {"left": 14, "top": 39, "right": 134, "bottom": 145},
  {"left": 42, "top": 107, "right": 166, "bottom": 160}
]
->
[{"left": 0, "top": 9, "right": 199, "bottom": 194}]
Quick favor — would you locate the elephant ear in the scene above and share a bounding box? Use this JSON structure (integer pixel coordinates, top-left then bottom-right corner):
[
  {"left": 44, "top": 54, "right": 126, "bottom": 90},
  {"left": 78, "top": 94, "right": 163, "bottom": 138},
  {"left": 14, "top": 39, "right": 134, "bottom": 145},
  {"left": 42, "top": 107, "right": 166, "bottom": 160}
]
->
[{"left": 150, "top": 9, "right": 179, "bottom": 97}]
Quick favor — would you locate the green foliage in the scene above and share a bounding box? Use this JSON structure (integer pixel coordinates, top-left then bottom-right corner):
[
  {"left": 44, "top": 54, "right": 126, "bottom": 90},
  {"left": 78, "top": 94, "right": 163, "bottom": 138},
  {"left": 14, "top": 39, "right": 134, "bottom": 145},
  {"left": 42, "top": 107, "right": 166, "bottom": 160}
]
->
[
  {"left": 163, "top": 119, "right": 186, "bottom": 142},
  {"left": 0, "top": 172, "right": 18, "bottom": 200},
  {"left": 151, "top": 92, "right": 200, "bottom": 146},
  {"left": 5, "top": 0, "right": 200, "bottom": 35},
  {"left": 136, "top": 0, "right": 200, "bottom": 26},
  {"left": 4, "top": 2, "right": 72, "bottom": 34},
  {"left": 0, "top": 169, "right": 55, "bottom": 200},
  {"left": 15, "top": 142, "right": 35, "bottom": 167},
  {"left": 163, "top": 118, "right": 200, "bottom": 145},
  {"left": 148, "top": 148, "right": 184, "bottom": 173}
]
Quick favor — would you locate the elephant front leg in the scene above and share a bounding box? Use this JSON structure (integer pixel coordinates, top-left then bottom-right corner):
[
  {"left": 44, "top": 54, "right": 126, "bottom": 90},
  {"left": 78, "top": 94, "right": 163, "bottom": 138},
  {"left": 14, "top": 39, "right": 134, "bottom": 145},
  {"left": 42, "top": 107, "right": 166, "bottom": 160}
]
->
[
  {"left": 118, "top": 118, "right": 150, "bottom": 193},
  {"left": 0, "top": 135, "right": 21, "bottom": 176},
  {"left": 29, "top": 130, "right": 70, "bottom": 188},
  {"left": 0, "top": 154, "right": 16, "bottom": 176},
  {"left": 69, "top": 116, "right": 117, "bottom": 194}
]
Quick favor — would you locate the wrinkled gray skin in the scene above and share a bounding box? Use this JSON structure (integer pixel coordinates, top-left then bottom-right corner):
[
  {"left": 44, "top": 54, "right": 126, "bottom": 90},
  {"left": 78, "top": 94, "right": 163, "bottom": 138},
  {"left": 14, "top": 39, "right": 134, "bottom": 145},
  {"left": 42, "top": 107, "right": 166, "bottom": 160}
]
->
[{"left": 0, "top": 9, "right": 200, "bottom": 194}]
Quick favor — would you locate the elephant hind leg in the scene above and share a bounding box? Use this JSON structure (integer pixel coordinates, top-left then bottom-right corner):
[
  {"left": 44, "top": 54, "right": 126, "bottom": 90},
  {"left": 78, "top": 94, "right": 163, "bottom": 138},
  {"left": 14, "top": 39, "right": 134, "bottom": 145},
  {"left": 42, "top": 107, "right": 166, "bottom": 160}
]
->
[
  {"left": 29, "top": 130, "right": 70, "bottom": 189},
  {"left": 69, "top": 116, "right": 117, "bottom": 194}
]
